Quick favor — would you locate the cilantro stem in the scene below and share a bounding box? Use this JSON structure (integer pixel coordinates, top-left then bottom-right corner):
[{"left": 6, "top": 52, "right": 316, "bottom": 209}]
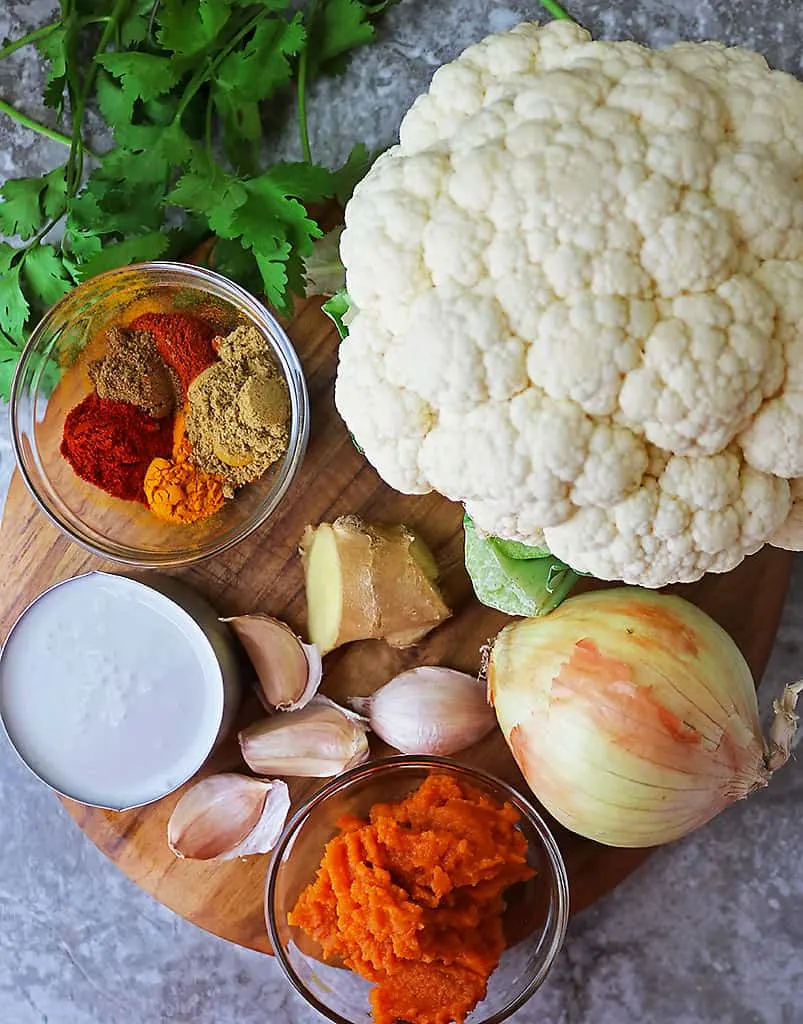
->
[
  {"left": 0, "top": 22, "right": 60, "bottom": 62},
  {"left": 297, "top": 48, "right": 312, "bottom": 164},
  {"left": 67, "top": 0, "right": 130, "bottom": 193},
  {"left": 294, "top": 0, "right": 323, "bottom": 163},
  {"left": 18, "top": 218, "right": 62, "bottom": 262},
  {"left": 0, "top": 98, "right": 75, "bottom": 149},
  {"left": 538, "top": 0, "right": 575, "bottom": 20},
  {"left": 204, "top": 93, "right": 214, "bottom": 154},
  {"left": 297, "top": 0, "right": 321, "bottom": 164}
]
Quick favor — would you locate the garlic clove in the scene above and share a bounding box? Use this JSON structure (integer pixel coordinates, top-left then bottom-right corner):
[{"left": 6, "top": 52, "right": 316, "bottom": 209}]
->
[
  {"left": 239, "top": 695, "right": 370, "bottom": 777},
  {"left": 294, "top": 642, "right": 324, "bottom": 713},
  {"left": 315, "top": 692, "right": 370, "bottom": 725},
  {"left": 222, "top": 614, "right": 322, "bottom": 712},
  {"left": 348, "top": 666, "right": 497, "bottom": 756},
  {"left": 220, "top": 781, "right": 291, "bottom": 860},
  {"left": 167, "top": 773, "right": 290, "bottom": 861}
]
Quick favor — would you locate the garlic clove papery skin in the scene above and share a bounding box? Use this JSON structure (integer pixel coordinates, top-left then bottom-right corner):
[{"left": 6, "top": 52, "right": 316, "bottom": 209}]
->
[
  {"left": 167, "top": 773, "right": 290, "bottom": 860},
  {"left": 489, "top": 587, "right": 801, "bottom": 848},
  {"left": 222, "top": 614, "right": 322, "bottom": 712},
  {"left": 238, "top": 695, "right": 370, "bottom": 777},
  {"left": 349, "top": 666, "right": 497, "bottom": 755},
  {"left": 294, "top": 643, "right": 324, "bottom": 712}
]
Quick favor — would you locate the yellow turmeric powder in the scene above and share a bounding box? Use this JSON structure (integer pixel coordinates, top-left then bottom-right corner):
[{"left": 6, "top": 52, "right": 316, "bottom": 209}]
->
[
  {"left": 143, "top": 407, "right": 224, "bottom": 524},
  {"left": 143, "top": 458, "right": 225, "bottom": 524},
  {"left": 172, "top": 407, "right": 193, "bottom": 463}
]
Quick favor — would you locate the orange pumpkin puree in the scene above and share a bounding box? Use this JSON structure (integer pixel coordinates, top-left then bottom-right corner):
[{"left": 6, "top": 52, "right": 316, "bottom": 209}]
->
[{"left": 288, "top": 774, "right": 535, "bottom": 1024}]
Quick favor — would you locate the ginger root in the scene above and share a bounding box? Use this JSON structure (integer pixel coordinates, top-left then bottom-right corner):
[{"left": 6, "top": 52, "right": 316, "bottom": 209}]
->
[{"left": 301, "top": 516, "right": 451, "bottom": 654}]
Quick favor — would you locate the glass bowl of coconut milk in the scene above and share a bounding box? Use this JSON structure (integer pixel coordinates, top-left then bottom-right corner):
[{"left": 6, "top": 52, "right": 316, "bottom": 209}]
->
[{"left": 0, "top": 571, "right": 241, "bottom": 810}]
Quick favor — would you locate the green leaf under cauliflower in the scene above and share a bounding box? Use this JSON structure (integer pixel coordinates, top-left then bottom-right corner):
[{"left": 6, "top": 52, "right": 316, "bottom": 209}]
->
[{"left": 463, "top": 515, "right": 578, "bottom": 617}]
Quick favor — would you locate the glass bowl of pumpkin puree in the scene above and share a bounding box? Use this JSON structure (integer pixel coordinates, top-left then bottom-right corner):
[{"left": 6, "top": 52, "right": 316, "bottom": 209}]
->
[
  {"left": 265, "top": 756, "right": 570, "bottom": 1024},
  {"left": 10, "top": 261, "right": 309, "bottom": 568}
]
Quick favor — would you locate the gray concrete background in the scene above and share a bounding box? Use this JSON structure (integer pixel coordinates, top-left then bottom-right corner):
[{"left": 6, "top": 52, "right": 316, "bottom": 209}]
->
[{"left": 1, "top": 1, "right": 803, "bottom": 1022}]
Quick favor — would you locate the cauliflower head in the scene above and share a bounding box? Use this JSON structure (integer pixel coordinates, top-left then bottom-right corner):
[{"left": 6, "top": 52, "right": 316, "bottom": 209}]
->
[{"left": 335, "top": 19, "right": 803, "bottom": 587}]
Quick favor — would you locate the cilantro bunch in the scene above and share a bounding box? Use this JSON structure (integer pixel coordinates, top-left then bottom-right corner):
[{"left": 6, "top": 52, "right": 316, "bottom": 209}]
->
[{"left": 0, "top": 0, "right": 399, "bottom": 398}]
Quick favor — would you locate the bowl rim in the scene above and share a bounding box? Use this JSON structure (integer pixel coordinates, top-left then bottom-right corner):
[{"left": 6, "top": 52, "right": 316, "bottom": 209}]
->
[
  {"left": 264, "top": 753, "right": 571, "bottom": 1024},
  {"left": 8, "top": 260, "right": 310, "bottom": 569}
]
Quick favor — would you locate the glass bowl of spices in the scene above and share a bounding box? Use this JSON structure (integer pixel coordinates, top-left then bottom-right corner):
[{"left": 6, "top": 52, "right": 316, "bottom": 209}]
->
[
  {"left": 265, "top": 756, "right": 570, "bottom": 1024},
  {"left": 10, "top": 262, "right": 309, "bottom": 567}
]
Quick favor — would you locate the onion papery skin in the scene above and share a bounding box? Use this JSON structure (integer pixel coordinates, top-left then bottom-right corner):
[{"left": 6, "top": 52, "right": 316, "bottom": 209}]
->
[{"left": 489, "top": 588, "right": 769, "bottom": 848}]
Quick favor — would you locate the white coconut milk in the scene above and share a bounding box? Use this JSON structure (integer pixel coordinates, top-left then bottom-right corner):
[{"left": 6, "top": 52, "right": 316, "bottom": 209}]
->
[{"left": 0, "top": 573, "right": 224, "bottom": 808}]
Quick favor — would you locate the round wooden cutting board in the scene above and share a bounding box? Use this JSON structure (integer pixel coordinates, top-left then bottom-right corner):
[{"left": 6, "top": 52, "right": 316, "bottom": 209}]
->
[{"left": 0, "top": 292, "right": 793, "bottom": 954}]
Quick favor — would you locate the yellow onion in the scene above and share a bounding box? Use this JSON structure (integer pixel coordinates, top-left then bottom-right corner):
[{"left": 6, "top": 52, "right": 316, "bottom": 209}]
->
[{"left": 488, "top": 587, "right": 802, "bottom": 848}]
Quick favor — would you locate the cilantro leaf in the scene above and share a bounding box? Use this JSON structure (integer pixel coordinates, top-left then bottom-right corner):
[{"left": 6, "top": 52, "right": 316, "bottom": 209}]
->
[
  {"left": 22, "top": 245, "right": 75, "bottom": 307},
  {"left": 64, "top": 226, "right": 103, "bottom": 263},
  {"left": 0, "top": 248, "right": 30, "bottom": 344},
  {"left": 0, "top": 333, "right": 20, "bottom": 358},
  {"left": 308, "top": 0, "right": 377, "bottom": 76},
  {"left": 214, "top": 92, "right": 263, "bottom": 169},
  {"left": 0, "top": 167, "right": 68, "bottom": 240},
  {"left": 283, "top": 248, "right": 308, "bottom": 304},
  {"left": 169, "top": 159, "right": 327, "bottom": 312},
  {"left": 156, "top": 0, "right": 234, "bottom": 57},
  {"left": 267, "top": 162, "right": 338, "bottom": 203},
  {"left": 168, "top": 161, "right": 249, "bottom": 237},
  {"left": 254, "top": 244, "right": 293, "bottom": 310},
  {"left": 0, "top": 334, "right": 22, "bottom": 401},
  {"left": 36, "top": 24, "right": 68, "bottom": 111},
  {"left": 331, "top": 143, "right": 375, "bottom": 204},
  {"left": 74, "top": 232, "right": 171, "bottom": 280},
  {"left": 211, "top": 237, "right": 261, "bottom": 292},
  {"left": 0, "top": 177, "right": 48, "bottom": 239},
  {"left": 41, "top": 166, "right": 68, "bottom": 219},
  {"left": 215, "top": 14, "right": 305, "bottom": 101},
  {"left": 234, "top": 171, "right": 323, "bottom": 258},
  {"left": 95, "top": 52, "right": 184, "bottom": 103},
  {"left": 96, "top": 71, "right": 136, "bottom": 133},
  {"left": 212, "top": 12, "right": 305, "bottom": 169},
  {"left": 71, "top": 178, "right": 165, "bottom": 237},
  {"left": 119, "top": 0, "right": 161, "bottom": 47},
  {"left": 0, "top": 328, "right": 59, "bottom": 402},
  {"left": 98, "top": 125, "right": 196, "bottom": 194}
]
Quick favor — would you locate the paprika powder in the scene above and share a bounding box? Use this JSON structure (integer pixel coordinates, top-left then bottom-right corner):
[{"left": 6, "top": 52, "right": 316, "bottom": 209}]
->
[
  {"left": 129, "top": 312, "right": 217, "bottom": 395},
  {"left": 61, "top": 393, "right": 174, "bottom": 503}
]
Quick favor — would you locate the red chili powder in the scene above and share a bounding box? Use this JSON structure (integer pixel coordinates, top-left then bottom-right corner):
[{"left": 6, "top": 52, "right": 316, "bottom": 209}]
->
[
  {"left": 129, "top": 312, "right": 217, "bottom": 394},
  {"left": 60, "top": 393, "right": 174, "bottom": 503}
]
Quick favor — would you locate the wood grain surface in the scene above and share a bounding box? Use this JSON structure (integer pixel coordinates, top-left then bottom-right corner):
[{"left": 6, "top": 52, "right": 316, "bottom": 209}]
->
[{"left": 0, "top": 293, "right": 793, "bottom": 954}]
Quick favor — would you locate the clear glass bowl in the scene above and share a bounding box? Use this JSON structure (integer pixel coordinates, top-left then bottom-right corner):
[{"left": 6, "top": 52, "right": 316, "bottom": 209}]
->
[
  {"left": 9, "top": 262, "right": 309, "bottom": 567},
  {"left": 265, "top": 756, "right": 570, "bottom": 1024}
]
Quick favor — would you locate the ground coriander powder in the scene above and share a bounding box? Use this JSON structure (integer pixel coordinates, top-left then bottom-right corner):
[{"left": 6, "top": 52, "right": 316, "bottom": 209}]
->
[{"left": 185, "top": 325, "right": 290, "bottom": 495}]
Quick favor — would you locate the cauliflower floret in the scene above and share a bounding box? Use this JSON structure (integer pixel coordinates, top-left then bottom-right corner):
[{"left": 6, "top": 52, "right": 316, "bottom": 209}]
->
[
  {"left": 616, "top": 276, "right": 780, "bottom": 454},
  {"left": 334, "top": 319, "right": 433, "bottom": 494},
  {"left": 739, "top": 262, "right": 803, "bottom": 478},
  {"left": 771, "top": 479, "right": 803, "bottom": 550},
  {"left": 336, "top": 20, "right": 803, "bottom": 587},
  {"left": 543, "top": 452, "right": 791, "bottom": 587},
  {"left": 399, "top": 20, "right": 593, "bottom": 153}
]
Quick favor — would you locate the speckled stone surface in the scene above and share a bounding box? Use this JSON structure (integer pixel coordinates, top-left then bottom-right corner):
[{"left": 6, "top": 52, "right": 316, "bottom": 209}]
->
[{"left": 1, "top": 1, "right": 803, "bottom": 1022}]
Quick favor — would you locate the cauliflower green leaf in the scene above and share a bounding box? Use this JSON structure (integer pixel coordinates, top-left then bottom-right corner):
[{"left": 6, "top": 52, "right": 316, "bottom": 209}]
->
[{"left": 464, "top": 515, "right": 578, "bottom": 617}]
